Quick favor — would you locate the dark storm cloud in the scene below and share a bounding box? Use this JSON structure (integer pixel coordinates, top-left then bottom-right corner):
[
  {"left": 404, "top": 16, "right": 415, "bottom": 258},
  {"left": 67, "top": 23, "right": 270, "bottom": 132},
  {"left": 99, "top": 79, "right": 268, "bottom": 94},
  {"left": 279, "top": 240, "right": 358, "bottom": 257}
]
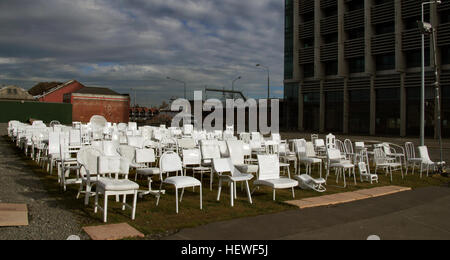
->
[{"left": 0, "top": 0, "right": 284, "bottom": 106}]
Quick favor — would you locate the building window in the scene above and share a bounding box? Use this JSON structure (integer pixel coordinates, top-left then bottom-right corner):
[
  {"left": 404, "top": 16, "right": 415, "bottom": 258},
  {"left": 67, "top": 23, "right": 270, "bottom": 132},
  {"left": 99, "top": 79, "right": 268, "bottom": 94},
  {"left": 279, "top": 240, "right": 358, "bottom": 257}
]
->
[
  {"left": 284, "top": 0, "right": 294, "bottom": 80},
  {"left": 347, "top": 0, "right": 364, "bottom": 11},
  {"left": 348, "top": 57, "right": 365, "bottom": 73},
  {"left": 375, "top": 22, "right": 395, "bottom": 35},
  {"left": 376, "top": 88, "right": 400, "bottom": 135},
  {"left": 349, "top": 89, "right": 370, "bottom": 134},
  {"left": 376, "top": 53, "right": 395, "bottom": 71},
  {"left": 325, "top": 91, "right": 344, "bottom": 132},
  {"left": 406, "top": 87, "right": 436, "bottom": 137},
  {"left": 303, "top": 38, "right": 314, "bottom": 48},
  {"left": 442, "top": 46, "right": 450, "bottom": 65},
  {"left": 284, "top": 83, "right": 298, "bottom": 129},
  {"left": 303, "top": 92, "right": 320, "bottom": 131},
  {"left": 303, "top": 11, "right": 314, "bottom": 22},
  {"left": 405, "top": 49, "right": 430, "bottom": 68},
  {"left": 325, "top": 61, "right": 338, "bottom": 75},
  {"left": 440, "top": 10, "right": 450, "bottom": 23},
  {"left": 443, "top": 87, "right": 450, "bottom": 137},
  {"left": 323, "top": 7, "right": 337, "bottom": 17},
  {"left": 347, "top": 28, "right": 364, "bottom": 40},
  {"left": 323, "top": 33, "right": 338, "bottom": 44},
  {"left": 303, "top": 63, "right": 314, "bottom": 78},
  {"left": 375, "top": 0, "right": 390, "bottom": 5}
]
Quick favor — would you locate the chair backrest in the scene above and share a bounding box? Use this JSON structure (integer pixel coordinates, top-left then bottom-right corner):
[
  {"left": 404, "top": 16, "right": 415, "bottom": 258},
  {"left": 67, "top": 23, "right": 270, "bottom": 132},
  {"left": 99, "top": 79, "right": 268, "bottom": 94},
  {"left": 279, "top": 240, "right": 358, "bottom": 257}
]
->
[
  {"left": 128, "top": 122, "right": 138, "bottom": 131},
  {"left": 183, "top": 124, "right": 194, "bottom": 135},
  {"left": 418, "top": 146, "right": 431, "bottom": 161},
  {"left": 182, "top": 149, "right": 202, "bottom": 166},
  {"left": 305, "top": 142, "right": 317, "bottom": 157},
  {"left": 103, "top": 141, "right": 120, "bottom": 157},
  {"left": 118, "top": 145, "right": 136, "bottom": 164},
  {"left": 212, "top": 158, "right": 241, "bottom": 177},
  {"left": 292, "top": 139, "right": 307, "bottom": 153},
  {"left": 227, "top": 140, "right": 245, "bottom": 165},
  {"left": 355, "top": 142, "right": 365, "bottom": 149},
  {"left": 200, "top": 140, "right": 221, "bottom": 160},
  {"left": 315, "top": 139, "right": 325, "bottom": 148},
  {"left": 177, "top": 138, "right": 197, "bottom": 150},
  {"left": 405, "top": 142, "right": 416, "bottom": 160},
  {"left": 326, "top": 134, "right": 336, "bottom": 149},
  {"left": 374, "top": 148, "right": 387, "bottom": 164},
  {"left": 239, "top": 132, "right": 251, "bottom": 143},
  {"left": 127, "top": 136, "right": 144, "bottom": 149},
  {"left": 358, "top": 162, "right": 368, "bottom": 176},
  {"left": 77, "top": 147, "right": 102, "bottom": 177},
  {"left": 160, "top": 152, "right": 182, "bottom": 173},
  {"left": 257, "top": 154, "right": 280, "bottom": 180},
  {"left": 136, "top": 148, "right": 156, "bottom": 164},
  {"left": 218, "top": 141, "right": 230, "bottom": 157},
  {"left": 271, "top": 133, "right": 281, "bottom": 143},
  {"left": 327, "top": 148, "right": 342, "bottom": 161},
  {"left": 336, "top": 139, "right": 346, "bottom": 154},
  {"left": 344, "top": 139, "right": 354, "bottom": 155},
  {"left": 311, "top": 134, "right": 318, "bottom": 144},
  {"left": 381, "top": 143, "right": 392, "bottom": 156},
  {"left": 69, "top": 129, "right": 81, "bottom": 146},
  {"left": 251, "top": 132, "right": 262, "bottom": 141},
  {"left": 48, "top": 131, "right": 60, "bottom": 155}
]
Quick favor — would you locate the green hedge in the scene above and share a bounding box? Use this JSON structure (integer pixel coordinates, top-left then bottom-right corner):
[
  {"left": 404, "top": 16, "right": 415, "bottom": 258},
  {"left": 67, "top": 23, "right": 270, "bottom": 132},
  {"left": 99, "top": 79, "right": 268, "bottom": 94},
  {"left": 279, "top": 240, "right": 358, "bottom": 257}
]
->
[{"left": 0, "top": 100, "right": 72, "bottom": 124}]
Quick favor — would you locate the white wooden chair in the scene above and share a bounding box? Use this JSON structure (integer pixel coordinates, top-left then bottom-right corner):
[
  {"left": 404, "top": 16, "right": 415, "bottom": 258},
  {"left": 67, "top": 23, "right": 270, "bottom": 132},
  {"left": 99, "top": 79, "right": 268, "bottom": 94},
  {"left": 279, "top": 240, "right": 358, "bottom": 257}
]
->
[
  {"left": 254, "top": 154, "right": 298, "bottom": 201},
  {"left": 156, "top": 152, "right": 202, "bottom": 214},
  {"left": 213, "top": 158, "right": 253, "bottom": 207},
  {"left": 358, "top": 162, "right": 378, "bottom": 184}
]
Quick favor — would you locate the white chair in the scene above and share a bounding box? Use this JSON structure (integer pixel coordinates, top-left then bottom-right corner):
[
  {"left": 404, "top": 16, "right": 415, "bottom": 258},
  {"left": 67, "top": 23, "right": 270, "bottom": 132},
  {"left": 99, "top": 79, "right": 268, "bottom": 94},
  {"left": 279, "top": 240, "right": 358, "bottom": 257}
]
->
[
  {"left": 358, "top": 162, "right": 378, "bottom": 184},
  {"left": 326, "top": 148, "right": 356, "bottom": 188},
  {"left": 182, "top": 149, "right": 212, "bottom": 188},
  {"left": 295, "top": 174, "right": 326, "bottom": 193},
  {"left": 227, "top": 140, "right": 259, "bottom": 174},
  {"left": 135, "top": 148, "right": 164, "bottom": 196},
  {"left": 326, "top": 134, "right": 336, "bottom": 149},
  {"left": 254, "top": 154, "right": 298, "bottom": 201},
  {"left": 297, "top": 142, "right": 323, "bottom": 178},
  {"left": 374, "top": 148, "right": 403, "bottom": 182},
  {"left": 405, "top": 142, "right": 424, "bottom": 176},
  {"left": 213, "top": 158, "right": 253, "bottom": 207},
  {"left": 418, "top": 146, "right": 446, "bottom": 178},
  {"left": 200, "top": 140, "right": 222, "bottom": 189},
  {"left": 156, "top": 152, "right": 202, "bottom": 214},
  {"left": 94, "top": 155, "right": 139, "bottom": 223}
]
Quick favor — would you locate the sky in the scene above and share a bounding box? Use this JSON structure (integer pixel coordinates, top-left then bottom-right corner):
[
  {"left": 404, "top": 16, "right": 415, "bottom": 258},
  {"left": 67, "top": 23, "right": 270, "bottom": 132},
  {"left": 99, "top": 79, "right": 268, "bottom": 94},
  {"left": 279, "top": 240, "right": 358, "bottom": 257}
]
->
[{"left": 0, "top": 0, "right": 285, "bottom": 107}]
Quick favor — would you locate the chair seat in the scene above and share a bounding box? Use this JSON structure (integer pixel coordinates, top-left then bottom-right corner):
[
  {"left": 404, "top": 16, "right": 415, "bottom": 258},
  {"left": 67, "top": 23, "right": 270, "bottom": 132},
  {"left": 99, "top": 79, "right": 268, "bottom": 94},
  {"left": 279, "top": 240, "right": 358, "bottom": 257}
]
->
[
  {"left": 300, "top": 157, "right": 322, "bottom": 164},
  {"left": 164, "top": 176, "right": 201, "bottom": 189},
  {"left": 191, "top": 166, "right": 211, "bottom": 172},
  {"left": 229, "top": 173, "right": 254, "bottom": 182},
  {"left": 408, "top": 158, "right": 423, "bottom": 163},
  {"left": 254, "top": 178, "right": 298, "bottom": 189},
  {"left": 97, "top": 178, "right": 139, "bottom": 191},
  {"left": 330, "top": 162, "right": 354, "bottom": 168},
  {"left": 137, "top": 167, "right": 160, "bottom": 176},
  {"left": 294, "top": 174, "right": 326, "bottom": 185},
  {"left": 235, "top": 164, "right": 259, "bottom": 174}
]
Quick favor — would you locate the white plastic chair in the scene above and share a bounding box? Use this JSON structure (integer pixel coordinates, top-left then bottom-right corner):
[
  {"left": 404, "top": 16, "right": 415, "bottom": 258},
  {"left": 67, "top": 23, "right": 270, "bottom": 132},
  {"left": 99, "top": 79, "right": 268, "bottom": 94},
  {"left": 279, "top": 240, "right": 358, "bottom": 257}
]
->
[
  {"left": 156, "top": 152, "right": 202, "bottom": 214},
  {"left": 297, "top": 142, "right": 323, "bottom": 177},
  {"left": 418, "top": 146, "right": 446, "bottom": 178},
  {"left": 213, "top": 158, "right": 253, "bottom": 207},
  {"left": 254, "top": 154, "right": 298, "bottom": 201}
]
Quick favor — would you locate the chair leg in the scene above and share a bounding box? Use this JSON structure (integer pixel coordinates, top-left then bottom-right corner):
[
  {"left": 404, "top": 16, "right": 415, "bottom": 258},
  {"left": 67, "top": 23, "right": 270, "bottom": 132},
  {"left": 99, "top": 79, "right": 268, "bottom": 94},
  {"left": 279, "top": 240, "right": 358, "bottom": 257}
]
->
[
  {"left": 199, "top": 184, "right": 202, "bottom": 210},
  {"left": 103, "top": 194, "right": 108, "bottom": 223},
  {"left": 122, "top": 194, "right": 127, "bottom": 211},
  {"left": 292, "top": 187, "right": 295, "bottom": 199},
  {"left": 175, "top": 188, "right": 179, "bottom": 214},
  {"left": 234, "top": 181, "right": 237, "bottom": 199},
  {"left": 94, "top": 191, "right": 99, "bottom": 213},
  {"left": 84, "top": 184, "right": 91, "bottom": 206},
  {"left": 230, "top": 182, "right": 234, "bottom": 207},
  {"left": 273, "top": 189, "right": 276, "bottom": 201},
  {"left": 132, "top": 191, "right": 137, "bottom": 220},
  {"left": 245, "top": 181, "right": 252, "bottom": 204},
  {"left": 217, "top": 178, "right": 222, "bottom": 201}
]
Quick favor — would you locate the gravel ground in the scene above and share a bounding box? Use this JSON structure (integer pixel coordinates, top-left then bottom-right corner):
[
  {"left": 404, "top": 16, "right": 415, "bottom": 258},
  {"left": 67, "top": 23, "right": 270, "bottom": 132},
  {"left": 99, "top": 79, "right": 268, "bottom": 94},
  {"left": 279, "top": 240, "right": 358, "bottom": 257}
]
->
[{"left": 0, "top": 132, "right": 89, "bottom": 240}]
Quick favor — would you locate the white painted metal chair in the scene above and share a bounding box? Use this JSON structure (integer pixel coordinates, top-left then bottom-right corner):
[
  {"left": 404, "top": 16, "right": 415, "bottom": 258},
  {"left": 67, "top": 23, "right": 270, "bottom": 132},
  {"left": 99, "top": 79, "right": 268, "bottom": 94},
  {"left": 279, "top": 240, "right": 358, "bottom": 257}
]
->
[
  {"left": 297, "top": 142, "right": 323, "bottom": 177},
  {"left": 418, "top": 146, "right": 446, "bottom": 178},
  {"left": 213, "top": 158, "right": 253, "bottom": 207},
  {"left": 182, "top": 149, "right": 212, "bottom": 189},
  {"left": 254, "top": 154, "right": 298, "bottom": 201},
  {"left": 405, "top": 142, "right": 423, "bottom": 176},
  {"left": 134, "top": 148, "right": 165, "bottom": 197},
  {"left": 156, "top": 152, "right": 202, "bottom": 214},
  {"left": 374, "top": 148, "right": 403, "bottom": 182},
  {"left": 326, "top": 148, "right": 356, "bottom": 188},
  {"left": 295, "top": 174, "right": 326, "bottom": 193}
]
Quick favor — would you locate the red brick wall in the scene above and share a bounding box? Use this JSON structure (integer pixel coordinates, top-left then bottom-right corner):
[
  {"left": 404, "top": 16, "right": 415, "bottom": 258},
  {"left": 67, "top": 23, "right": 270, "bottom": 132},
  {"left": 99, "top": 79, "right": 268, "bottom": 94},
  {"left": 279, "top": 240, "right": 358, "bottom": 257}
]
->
[
  {"left": 71, "top": 95, "right": 130, "bottom": 123},
  {"left": 39, "top": 81, "right": 85, "bottom": 103}
]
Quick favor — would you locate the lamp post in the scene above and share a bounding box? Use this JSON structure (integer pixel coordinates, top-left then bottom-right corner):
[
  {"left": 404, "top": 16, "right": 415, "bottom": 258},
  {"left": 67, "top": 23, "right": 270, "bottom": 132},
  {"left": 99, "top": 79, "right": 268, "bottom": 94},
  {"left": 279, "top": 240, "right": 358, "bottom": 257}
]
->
[
  {"left": 256, "top": 64, "right": 270, "bottom": 100},
  {"left": 420, "top": 0, "right": 441, "bottom": 146},
  {"left": 167, "top": 76, "right": 187, "bottom": 100},
  {"left": 232, "top": 76, "right": 242, "bottom": 100}
]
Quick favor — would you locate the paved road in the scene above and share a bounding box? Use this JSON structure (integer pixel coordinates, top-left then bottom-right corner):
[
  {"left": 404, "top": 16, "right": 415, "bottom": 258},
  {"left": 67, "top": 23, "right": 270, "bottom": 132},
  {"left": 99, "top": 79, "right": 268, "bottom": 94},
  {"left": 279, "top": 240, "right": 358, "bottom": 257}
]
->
[{"left": 166, "top": 186, "right": 450, "bottom": 240}]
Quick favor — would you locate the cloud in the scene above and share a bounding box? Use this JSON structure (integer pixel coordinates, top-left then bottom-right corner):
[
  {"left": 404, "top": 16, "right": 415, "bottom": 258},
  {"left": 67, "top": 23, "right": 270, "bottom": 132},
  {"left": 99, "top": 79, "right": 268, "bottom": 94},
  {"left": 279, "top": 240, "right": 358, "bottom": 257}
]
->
[{"left": 0, "top": 0, "right": 284, "bottom": 106}]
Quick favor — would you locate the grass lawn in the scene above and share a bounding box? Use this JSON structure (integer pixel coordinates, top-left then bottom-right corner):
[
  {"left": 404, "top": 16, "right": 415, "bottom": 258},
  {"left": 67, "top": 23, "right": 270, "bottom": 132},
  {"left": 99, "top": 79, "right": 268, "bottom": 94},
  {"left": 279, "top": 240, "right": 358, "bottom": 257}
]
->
[{"left": 20, "top": 144, "right": 450, "bottom": 239}]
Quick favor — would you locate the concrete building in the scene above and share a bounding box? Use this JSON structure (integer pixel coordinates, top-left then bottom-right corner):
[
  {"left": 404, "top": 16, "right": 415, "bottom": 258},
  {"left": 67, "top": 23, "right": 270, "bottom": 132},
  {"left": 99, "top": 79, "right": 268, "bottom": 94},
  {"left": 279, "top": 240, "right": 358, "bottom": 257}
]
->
[
  {"left": 284, "top": 0, "right": 450, "bottom": 137},
  {"left": 64, "top": 87, "right": 130, "bottom": 123},
  {"left": 0, "top": 86, "right": 34, "bottom": 101}
]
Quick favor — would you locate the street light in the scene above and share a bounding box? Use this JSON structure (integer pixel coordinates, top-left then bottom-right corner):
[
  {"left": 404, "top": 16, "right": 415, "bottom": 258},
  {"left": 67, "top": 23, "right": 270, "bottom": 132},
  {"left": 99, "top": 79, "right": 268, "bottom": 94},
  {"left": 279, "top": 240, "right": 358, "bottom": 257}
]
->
[
  {"left": 418, "top": 2, "right": 444, "bottom": 174},
  {"left": 256, "top": 64, "right": 270, "bottom": 100},
  {"left": 232, "top": 76, "right": 242, "bottom": 100},
  {"left": 166, "top": 76, "right": 187, "bottom": 100},
  {"left": 419, "top": 0, "right": 441, "bottom": 146}
]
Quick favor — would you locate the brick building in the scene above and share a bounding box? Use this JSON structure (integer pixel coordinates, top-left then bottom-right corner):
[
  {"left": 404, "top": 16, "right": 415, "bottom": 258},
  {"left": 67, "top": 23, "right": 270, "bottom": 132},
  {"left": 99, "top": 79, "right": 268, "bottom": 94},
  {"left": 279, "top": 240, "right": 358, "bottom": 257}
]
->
[
  {"left": 64, "top": 87, "right": 130, "bottom": 123},
  {"left": 28, "top": 80, "right": 85, "bottom": 103}
]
